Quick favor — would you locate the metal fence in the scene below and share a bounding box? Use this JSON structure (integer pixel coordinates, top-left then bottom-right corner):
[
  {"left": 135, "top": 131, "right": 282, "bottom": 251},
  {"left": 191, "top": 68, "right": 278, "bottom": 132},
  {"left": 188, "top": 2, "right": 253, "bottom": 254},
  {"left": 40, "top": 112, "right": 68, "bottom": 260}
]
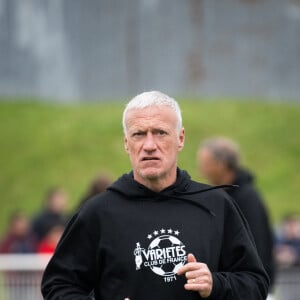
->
[
  {"left": 0, "top": 254, "right": 299, "bottom": 300},
  {"left": 275, "top": 266, "right": 300, "bottom": 300},
  {"left": 0, "top": 254, "right": 51, "bottom": 300}
]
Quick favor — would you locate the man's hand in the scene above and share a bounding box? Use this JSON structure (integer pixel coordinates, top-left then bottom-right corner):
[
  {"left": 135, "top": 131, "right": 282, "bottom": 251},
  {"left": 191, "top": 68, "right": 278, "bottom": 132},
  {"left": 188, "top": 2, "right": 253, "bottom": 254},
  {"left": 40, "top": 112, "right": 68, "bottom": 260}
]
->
[{"left": 177, "top": 253, "right": 213, "bottom": 298}]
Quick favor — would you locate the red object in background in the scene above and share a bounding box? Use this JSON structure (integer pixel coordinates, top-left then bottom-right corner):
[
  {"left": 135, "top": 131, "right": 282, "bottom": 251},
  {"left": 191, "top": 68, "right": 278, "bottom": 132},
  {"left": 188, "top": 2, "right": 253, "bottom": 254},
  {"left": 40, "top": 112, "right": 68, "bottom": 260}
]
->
[{"left": 37, "top": 241, "right": 56, "bottom": 254}]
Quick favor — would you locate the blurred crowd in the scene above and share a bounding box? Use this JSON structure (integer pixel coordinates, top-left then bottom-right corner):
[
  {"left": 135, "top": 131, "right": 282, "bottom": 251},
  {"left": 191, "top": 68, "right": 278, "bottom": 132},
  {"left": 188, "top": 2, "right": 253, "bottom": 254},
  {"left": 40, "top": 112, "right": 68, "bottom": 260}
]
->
[
  {"left": 274, "top": 213, "right": 300, "bottom": 268},
  {"left": 0, "top": 174, "right": 113, "bottom": 255}
]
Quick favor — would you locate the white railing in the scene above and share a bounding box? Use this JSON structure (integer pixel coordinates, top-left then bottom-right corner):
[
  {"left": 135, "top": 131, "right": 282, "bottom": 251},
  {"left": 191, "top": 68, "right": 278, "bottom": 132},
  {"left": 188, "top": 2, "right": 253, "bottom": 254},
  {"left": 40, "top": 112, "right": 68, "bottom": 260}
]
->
[
  {"left": 0, "top": 255, "right": 300, "bottom": 300},
  {"left": 0, "top": 254, "right": 51, "bottom": 271},
  {"left": 275, "top": 266, "right": 300, "bottom": 300},
  {"left": 0, "top": 254, "right": 51, "bottom": 300}
]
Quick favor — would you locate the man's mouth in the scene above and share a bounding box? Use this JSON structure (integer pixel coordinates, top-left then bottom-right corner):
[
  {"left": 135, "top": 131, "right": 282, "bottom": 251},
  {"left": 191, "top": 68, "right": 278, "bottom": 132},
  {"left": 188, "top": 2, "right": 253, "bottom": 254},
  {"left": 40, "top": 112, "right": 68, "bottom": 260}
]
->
[{"left": 142, "top": 157, "right": 159, "bottom": 161}]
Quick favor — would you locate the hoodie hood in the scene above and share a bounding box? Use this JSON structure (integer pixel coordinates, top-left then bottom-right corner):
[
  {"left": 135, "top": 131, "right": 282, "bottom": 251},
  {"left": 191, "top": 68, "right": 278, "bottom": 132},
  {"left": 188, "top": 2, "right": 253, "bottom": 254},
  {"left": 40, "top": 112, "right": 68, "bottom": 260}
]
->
[
  {"left": 108, "top": 168, "right": 237, "bottom": 216},
  {"left": 233, "top": 168, "right": 255, "bottom": 186}
]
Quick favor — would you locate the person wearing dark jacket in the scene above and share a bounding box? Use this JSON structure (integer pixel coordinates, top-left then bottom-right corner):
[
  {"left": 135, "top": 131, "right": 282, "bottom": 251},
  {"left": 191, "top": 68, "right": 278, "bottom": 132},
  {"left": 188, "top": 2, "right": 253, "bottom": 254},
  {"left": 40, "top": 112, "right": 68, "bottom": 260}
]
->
[
  {"left": 198, "top": 137, "right": 275, "bottom": 296},
  {"left": 31, "top": 187, "right": 68, "bottom": 242},
  {"left": 42, "top": 91, "right": 269, "bottom": 300}
]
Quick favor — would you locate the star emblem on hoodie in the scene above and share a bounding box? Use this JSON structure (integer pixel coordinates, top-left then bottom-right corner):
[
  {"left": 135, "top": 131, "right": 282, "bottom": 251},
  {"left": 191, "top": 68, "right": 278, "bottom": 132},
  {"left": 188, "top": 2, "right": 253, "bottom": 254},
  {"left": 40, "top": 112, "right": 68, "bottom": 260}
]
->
[{"left": 146, "top": 229, "right": 180, "bottom": 239}]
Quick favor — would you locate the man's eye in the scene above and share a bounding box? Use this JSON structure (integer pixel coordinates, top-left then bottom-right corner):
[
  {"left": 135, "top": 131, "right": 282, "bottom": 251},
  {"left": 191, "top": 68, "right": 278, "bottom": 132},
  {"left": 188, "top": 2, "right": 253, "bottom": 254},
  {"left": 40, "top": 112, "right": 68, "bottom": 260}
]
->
[
  {"left": 133, "top": 132, "right": 144, "bottom": 137},
  {"left": 157, "top": 130, "right": 166, "bottom": 135}
]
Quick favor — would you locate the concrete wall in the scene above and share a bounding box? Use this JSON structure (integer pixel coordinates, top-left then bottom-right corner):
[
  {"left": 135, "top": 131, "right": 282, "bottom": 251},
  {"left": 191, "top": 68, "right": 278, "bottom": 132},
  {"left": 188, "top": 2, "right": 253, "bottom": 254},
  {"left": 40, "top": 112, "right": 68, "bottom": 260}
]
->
[{"left": 0, "top": 0, "right": 299, "bottom": 101}]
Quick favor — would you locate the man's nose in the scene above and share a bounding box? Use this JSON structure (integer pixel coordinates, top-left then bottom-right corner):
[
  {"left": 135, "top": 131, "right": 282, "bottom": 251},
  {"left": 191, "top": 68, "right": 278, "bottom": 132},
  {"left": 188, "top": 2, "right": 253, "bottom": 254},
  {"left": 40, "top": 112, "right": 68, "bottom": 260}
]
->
[{"left": 143, "top": 133, "right": 157, "bottom": 151}]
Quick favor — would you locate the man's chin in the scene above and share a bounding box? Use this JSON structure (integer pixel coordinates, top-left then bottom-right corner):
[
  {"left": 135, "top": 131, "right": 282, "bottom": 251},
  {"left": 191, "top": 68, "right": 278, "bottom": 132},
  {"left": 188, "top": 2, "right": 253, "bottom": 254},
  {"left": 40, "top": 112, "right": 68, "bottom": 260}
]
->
[
  {"left": 140, "top": 169, "right": 162, "bottom": 181},
  {"left": 143, "top": 173, "right": 161, "bottom": 181}
]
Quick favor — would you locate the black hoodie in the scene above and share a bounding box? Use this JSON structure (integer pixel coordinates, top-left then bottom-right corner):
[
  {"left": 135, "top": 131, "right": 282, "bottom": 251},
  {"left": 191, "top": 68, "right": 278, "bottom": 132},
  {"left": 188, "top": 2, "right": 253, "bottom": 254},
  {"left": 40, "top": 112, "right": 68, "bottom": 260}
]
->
[
  {"left": 41, "top": 169, "right": 269, "bottom": 300},
  {"left": 226, "top": 168, "right": 275, "bottom": 289}
]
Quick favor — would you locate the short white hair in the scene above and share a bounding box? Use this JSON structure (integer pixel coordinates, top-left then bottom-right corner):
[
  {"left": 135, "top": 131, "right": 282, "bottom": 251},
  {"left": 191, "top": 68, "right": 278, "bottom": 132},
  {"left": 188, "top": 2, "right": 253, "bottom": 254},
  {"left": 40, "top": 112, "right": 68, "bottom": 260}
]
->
[{"left": 122, "top": 91, "right": 183, "bottom": 134}]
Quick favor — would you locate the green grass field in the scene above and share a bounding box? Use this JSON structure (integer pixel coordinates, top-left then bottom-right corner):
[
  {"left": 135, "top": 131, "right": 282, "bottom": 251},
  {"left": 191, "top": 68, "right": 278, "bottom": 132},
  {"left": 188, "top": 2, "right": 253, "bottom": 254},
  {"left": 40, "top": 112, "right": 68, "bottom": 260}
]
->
[{"left": 0, "top": 98, "right": 299, "bottom": 235}]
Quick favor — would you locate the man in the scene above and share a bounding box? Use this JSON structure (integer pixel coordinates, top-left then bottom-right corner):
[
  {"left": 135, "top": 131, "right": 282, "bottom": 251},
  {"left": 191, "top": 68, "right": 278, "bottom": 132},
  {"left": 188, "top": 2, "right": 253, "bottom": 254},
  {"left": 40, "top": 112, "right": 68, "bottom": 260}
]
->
[
  {"left": 42, "top": 91, "right": 269, "bottom": 299},
  {"left": 198, "top": 137, "right": 274, "bottom": 295},
  {"left": 31, "top": 187, "right": 68, "bottom": 242},
  {"left": 0, "top": 211, "right": 36, "bottom": 253}
]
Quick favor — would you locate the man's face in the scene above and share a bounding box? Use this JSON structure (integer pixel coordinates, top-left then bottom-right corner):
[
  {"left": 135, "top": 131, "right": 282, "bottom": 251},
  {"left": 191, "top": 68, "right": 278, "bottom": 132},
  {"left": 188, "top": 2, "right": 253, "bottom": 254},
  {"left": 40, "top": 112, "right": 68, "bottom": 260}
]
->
[
  {"left": 198, "top": 148, "right": 225, "bottom": 185},
  {"left": 124, "top": 106, "right": 184, "bottom": 188},
  {"left": 49, "top": 191, "right": 68, "bottom": 213}
]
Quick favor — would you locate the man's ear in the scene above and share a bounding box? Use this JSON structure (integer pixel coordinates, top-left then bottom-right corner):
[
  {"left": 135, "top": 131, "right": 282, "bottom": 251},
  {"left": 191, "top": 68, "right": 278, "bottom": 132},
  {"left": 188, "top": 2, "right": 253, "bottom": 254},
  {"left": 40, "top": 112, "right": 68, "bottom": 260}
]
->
[
  {"left": 178, "top": 127, "right": 185, "bottom": 151},
  {"left": 124, "top": 135, "right": 129, "bottom": 154}
]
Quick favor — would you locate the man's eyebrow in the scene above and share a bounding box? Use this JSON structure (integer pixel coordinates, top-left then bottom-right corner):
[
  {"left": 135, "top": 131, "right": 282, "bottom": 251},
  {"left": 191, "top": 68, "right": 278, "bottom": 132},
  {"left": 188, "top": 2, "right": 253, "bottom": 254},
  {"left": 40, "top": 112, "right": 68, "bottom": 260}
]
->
[{"left": 152, "top": 128, "right": 167, "bottom": 132}]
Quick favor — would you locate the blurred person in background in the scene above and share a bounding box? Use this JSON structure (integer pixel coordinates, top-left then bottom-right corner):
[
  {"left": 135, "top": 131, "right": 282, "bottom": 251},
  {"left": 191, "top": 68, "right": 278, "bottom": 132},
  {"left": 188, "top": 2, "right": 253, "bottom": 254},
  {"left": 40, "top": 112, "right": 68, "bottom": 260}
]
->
[
  {"left": 77, "top": 173, "right": 113, "bottom": 210},
  {"left": 37, "top": 223, "right": 65, "bottom": 254},
  {"left": 31, "top": 187, "right": 68, "bottom": 243},
  {"left": 274, "top": 213, "right": 300, "bottom": 267},
  {"left": 0, "top": 210, "right": 36, "bottom": 253},
  {"left": 0, "top": 211, "right": 37, "bottom": 300},
  {"left": 197, "top": 137, "right": 275, "bottom": 296}
]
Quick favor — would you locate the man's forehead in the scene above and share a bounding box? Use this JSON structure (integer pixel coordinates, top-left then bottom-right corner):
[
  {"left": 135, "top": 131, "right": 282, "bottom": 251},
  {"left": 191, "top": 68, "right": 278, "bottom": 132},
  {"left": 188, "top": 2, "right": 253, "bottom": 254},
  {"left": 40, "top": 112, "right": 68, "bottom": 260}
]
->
[
  {"left": 127, "top": 105, "right": 176, "bottom": 120},
  {"left": 126, "top": 107, "right": 176, "bottom": 125}
]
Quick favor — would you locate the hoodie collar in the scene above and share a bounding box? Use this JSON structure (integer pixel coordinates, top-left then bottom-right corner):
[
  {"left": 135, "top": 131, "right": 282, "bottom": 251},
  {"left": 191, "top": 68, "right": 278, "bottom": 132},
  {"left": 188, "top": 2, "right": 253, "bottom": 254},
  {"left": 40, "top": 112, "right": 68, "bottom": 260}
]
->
[
  {"left": 108, "top": 168, "right": 237, "bottom": 217},
  {"left": 108, "top": 168, "right": 191, "bottom": 199}
]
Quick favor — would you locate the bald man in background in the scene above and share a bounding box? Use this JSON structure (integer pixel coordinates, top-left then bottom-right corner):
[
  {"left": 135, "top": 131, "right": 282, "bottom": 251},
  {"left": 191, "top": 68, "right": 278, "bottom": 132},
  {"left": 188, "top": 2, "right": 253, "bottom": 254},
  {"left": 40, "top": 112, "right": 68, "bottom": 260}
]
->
[{"left": 198, "top": 137, "right": 275, "bottom": 297}]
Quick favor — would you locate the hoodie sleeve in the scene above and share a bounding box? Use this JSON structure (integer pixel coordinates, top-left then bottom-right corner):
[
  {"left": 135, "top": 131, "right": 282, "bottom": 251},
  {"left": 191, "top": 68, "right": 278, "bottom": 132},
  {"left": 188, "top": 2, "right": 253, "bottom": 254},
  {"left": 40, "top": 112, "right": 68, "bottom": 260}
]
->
[
  {"left": 41, "top": 211, "right": 99, "bottom": 300},
  {"left": 208, "top": 196, "right": 269, "bottom": 300}
]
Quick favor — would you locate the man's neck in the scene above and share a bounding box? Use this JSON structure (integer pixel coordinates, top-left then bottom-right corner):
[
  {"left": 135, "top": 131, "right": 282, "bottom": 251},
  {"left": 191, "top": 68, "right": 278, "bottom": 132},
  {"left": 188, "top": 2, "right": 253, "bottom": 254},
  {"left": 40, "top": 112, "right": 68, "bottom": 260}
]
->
[
  {"left": 134, "top": 173, "right": 177, "bottom": 193},
  {"left": 219, "top": 170, "right": 236, "bottom": 186}
]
